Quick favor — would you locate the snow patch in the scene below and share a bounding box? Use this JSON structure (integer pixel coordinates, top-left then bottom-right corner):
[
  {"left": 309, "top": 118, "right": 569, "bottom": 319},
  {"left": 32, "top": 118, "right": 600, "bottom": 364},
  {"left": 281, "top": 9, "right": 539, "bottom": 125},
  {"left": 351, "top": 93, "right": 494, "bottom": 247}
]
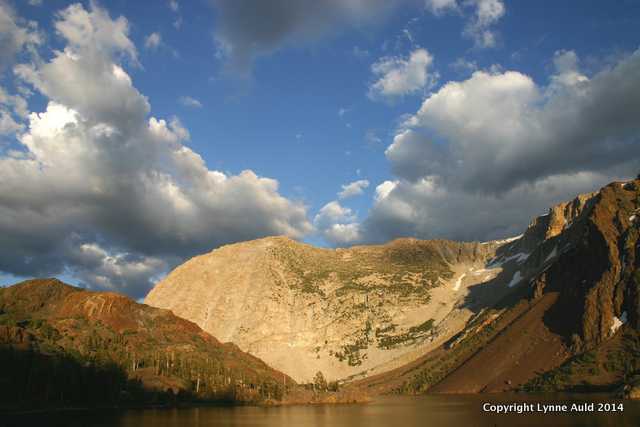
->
[
  {"left": 630, "top": 215, "right": 637, "bottom": 223},
  {"left": 482, "top": 234, "right": 523, "bottom": 246},
  {"left": 487, "top": 252, "right": 529, "bottom": 268},
  {"left": 511, "top": 252, "right": 530, "bottom": 263},
  {"left": 544, "top": 245, "right": 558, "bottom": 263},
  {"left": 453, "top": 273, "right": 466, "bottom": 291},
  {"left": 610, "top": 311, "right": 628, "bottom": 334},
  {"left": 507, "top": 271, "right": 522, "bottom": 288}
]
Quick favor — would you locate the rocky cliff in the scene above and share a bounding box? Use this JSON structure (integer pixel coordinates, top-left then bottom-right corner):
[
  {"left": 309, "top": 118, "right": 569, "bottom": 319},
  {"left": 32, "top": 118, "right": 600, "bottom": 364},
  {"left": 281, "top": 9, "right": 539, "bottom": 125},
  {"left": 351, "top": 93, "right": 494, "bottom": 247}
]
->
[{"left": 365, "top": 179, "right": 640, "bottom": 394}]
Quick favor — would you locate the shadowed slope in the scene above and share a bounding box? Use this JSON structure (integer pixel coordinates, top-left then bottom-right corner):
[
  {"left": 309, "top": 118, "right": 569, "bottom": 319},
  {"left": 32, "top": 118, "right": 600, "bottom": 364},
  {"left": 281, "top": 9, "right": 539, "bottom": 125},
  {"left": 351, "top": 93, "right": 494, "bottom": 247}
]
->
[{"left": 0, "top": 279, "right": 293, "bottom": 409}]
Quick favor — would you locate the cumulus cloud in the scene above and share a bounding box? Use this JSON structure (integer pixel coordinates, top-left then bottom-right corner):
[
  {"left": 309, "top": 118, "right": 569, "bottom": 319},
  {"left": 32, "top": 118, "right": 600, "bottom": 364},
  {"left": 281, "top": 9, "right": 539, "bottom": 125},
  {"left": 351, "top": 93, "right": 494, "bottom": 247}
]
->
[
  {"left": 178, "top": 95, "right": 203, "bottom": 108},
  {"left": 314, "top": 201, "right": 362, "bottom": 246},
  {"left": 368, "top": 48, "right": 437, "bottom": 101},
  {"left": 425, "top": 0, "right": 506, "bottom": 48},
  {"left": 0, "top": 3, "right": 312, "bottom": 298},
  {"left": 362, "top": 171, "right": 630, "bottom": 244},
  {"left": 0, "top": 0, "right": 41, "bottom": 68},
  {"left": 144, "top": 32, "right": 161, "bottom": 50},
  {"left": 54, "top": 3, "right": 137, "bottom": 62},
  {"left": 387, "top": 50, "right": 640, "bottom": 193},
  {"left": 463, "top": 0, "right": 505, "bottom": 48},
  {"left": 209, "top": 0, "right": 398, "bottom": 75},
  {"left": 0, "top": 109, "right": 22, "bottom": 134},
  {"left": 338, "top": 179, "right": 370, "bottom": 199},
  {"left": 360, "top": 49, "right": 640, "bottom": 243},
  {"left": 425, "top": 0, "right": 458, "bottom": 14}
]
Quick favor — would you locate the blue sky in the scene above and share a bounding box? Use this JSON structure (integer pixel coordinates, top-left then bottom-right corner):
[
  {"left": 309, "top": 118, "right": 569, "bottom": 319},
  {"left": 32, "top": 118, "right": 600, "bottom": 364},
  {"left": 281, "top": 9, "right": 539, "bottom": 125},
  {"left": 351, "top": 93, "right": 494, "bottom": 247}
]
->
[{"left": 1, "top": 0, "right": 639, "bottom": 297}]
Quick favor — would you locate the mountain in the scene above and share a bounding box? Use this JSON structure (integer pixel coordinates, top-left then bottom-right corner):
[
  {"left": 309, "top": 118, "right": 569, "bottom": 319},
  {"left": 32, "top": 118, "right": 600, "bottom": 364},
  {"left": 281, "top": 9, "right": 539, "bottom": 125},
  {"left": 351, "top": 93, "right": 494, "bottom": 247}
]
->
[
  {"left": 146, "top": 222, "right": 537, "bottom": 382},
  {"left": 146, "top": 179, "right": 640, "bottom": 394},
  {"left": 355, "top": 179, "right": 640, "bottom": 395},
  {"left": 145, "top": 237, "right": 515, "bottom": 382},
  {"left": 0, "top": 279, "right": 293, "bottom": 409}
]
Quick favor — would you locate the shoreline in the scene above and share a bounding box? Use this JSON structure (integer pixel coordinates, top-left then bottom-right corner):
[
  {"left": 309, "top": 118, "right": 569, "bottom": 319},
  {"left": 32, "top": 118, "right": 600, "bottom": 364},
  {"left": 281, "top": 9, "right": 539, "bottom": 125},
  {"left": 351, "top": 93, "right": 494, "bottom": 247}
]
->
[{"left": 3, "top": 389, "right": 634, "bottom": 417}]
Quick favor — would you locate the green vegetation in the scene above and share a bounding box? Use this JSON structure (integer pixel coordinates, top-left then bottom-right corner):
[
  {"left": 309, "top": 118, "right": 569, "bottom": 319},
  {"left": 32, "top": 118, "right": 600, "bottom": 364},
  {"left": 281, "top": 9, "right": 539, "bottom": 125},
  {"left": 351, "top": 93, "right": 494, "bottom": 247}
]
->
[
  {"left": 522, "top": 329, "right": 640, "bottom": 393},
  {"left": 377, "top": 319, "right": 435, "bottom": 349},
  {"left": 267, "top": 241, "right": 453, "bottom": 302},
  {"left": 398, "top": 309, "right": 506, "bottom": 393},
  {"left": 334, "top": 322, "right": 373, "bottom": 366},
  {"left": 0, "top": 281, "right": 289, "bottom": 410}
]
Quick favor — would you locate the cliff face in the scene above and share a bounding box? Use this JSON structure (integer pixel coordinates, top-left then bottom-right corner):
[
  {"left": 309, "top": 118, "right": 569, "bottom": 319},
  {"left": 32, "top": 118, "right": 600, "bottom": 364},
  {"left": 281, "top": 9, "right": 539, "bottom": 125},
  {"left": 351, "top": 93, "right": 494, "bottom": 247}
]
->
[
  {"left": 390, "top": 180, "right": 640, "bottom": 394},
  {"left": 0, "top": 279, "right": 292, "bottom": 404},
  {"left": 146, "top": 237, "right": 520, "bottom": 382},
  {"left": 528, "top": 181, "right": 638, "bottom": 348}
]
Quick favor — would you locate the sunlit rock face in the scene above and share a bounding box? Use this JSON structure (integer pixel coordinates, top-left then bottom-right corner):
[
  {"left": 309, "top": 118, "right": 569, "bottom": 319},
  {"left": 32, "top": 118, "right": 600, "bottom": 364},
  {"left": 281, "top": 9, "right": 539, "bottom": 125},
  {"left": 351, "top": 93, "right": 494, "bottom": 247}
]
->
[{"left": 145, "top": 236, "right": 508, "bottom": 382}]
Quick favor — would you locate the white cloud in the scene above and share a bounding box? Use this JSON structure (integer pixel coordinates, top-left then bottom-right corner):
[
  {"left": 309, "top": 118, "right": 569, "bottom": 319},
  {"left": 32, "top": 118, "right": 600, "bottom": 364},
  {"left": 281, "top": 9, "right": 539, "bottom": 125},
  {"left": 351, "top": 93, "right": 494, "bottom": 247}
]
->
[
  {"left": 374, "top": 180, "right": 398, "bottom": 202},
  {"left": 387, "top": 49, "right": 640, "bottom": 192},
  {"left": 168, "top": 1, "right": 182, "bottom": 29},
  {"left": 314, "top": 201, "right": 355, "bottom": 227},
  {"left": 28, "top": 0, "right": 43, "bottom": 6},
  {"left": 144, "top": 32, "right": 161, "bottom": 50},
  {"left": 0, "top": 86, "right": 29, "bottom": 134},
  {"left": 364, "top": 171, "right": 628, "bottom": 244},
  {"left": 323, "top": 223, "right": 362, "bottom": 246},
  {"left": 368, "top": 48, "right": 437, "bottom": 101},
  {"left": 450, "top": 57, "right": 478, "bottom": 74},
  {"left": 54, "top": 3, "right": 137, "bottom": 62},
  {"left": 425, "top": 0, "right": 458, "bottom": 15},
  {"left": 314, "top": 201, "right": 361, "bottom": 246},
  {"left": 463, "top": 0, "right": 505, "bottom": 48},
  {"left": 0, "top": 0, "right": 41, "bottom": 67},
  {"left": 0, "top": 109, "right": 22, "bottom": 134},
  {"left": 365, "top": 129, "right": 382, "bottom": 145},
  {"left": 358, "top": 49, "right": 640, "bottom": 243},
  {"left": 178, "top": 96, "right": 203, "bottom": 108},
  {"left": 0, "top": 3, "right": 312, "bottom": 298},
  {"left": 338, "top": 179, "right": 369, "bottom": 199}
]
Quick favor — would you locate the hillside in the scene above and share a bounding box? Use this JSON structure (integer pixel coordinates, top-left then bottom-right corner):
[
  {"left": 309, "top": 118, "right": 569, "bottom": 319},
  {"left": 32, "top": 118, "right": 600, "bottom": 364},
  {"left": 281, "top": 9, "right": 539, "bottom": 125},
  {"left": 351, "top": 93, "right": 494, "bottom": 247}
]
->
[
  {"left": 146, "top": 222, "right": 533, "bottom": 382},
  {"left": 0, "top": 279, "right": 293, "bottom": 410}
]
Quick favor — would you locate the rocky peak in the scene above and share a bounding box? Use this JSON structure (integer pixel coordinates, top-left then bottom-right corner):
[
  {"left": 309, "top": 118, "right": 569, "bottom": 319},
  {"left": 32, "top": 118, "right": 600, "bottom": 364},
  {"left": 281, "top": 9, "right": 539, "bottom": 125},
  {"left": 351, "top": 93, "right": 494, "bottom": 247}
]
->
[{"left": 521, "top": 180, "right": 639, "bottom": 350}]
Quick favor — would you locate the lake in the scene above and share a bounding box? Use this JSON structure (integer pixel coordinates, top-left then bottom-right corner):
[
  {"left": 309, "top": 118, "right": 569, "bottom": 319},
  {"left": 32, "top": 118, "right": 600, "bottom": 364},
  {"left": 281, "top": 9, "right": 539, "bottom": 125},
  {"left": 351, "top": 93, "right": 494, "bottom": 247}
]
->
[{"left": 5, "top": 394, "right": 640, "bottom": 427}]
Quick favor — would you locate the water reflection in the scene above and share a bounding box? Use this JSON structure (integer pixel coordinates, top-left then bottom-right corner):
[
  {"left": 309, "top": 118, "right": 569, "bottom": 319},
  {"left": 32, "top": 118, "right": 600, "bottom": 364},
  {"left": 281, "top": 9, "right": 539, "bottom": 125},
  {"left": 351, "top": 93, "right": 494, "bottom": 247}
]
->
[{"left": 5, "top": 394, "right": 640, "bottom": 427}]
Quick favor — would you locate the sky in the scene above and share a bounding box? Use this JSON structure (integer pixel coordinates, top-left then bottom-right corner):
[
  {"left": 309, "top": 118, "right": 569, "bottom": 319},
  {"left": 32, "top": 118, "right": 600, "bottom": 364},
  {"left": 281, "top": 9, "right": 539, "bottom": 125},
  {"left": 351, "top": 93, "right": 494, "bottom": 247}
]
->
[{"left": 1, "top": 0, "right": 639, "bottom": 298}]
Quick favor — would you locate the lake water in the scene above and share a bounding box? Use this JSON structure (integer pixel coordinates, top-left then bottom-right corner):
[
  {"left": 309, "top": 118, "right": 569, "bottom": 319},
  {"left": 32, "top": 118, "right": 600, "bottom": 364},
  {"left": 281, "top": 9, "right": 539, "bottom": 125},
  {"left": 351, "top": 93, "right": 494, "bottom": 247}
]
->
[{"left": 5, "top": 394, "right": 640, "bottom": 427}]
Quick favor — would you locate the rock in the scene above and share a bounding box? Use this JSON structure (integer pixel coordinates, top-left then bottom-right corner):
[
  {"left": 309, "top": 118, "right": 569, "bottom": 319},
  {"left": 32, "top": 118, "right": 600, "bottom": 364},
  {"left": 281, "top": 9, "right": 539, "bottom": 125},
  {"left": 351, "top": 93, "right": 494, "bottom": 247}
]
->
[{"left": 146, "top": 236, "right": 509, "bottom": 382}]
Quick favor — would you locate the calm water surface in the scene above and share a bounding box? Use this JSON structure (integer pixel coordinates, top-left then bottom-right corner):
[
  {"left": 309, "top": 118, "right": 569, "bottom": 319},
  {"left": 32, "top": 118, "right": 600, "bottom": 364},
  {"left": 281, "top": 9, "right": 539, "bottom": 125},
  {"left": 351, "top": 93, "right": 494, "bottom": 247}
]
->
[{"left": 6, "top": 394, "right": 640, "bottom": 427}]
